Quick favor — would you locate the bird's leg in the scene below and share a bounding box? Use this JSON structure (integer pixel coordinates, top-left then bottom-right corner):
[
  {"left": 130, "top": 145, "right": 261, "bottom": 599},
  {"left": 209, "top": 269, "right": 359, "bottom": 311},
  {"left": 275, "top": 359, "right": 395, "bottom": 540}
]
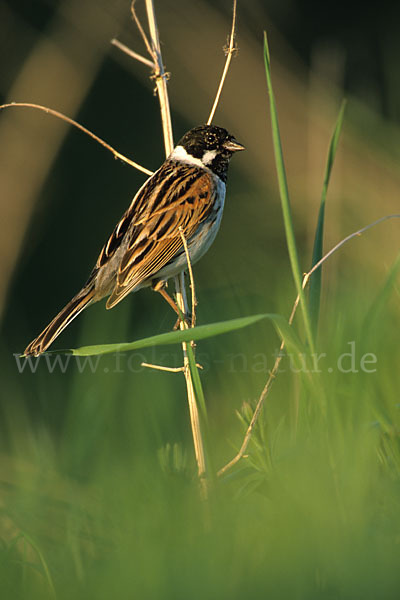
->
[{"left": 152, "top": 280, "right": 192, "bottom": 328}]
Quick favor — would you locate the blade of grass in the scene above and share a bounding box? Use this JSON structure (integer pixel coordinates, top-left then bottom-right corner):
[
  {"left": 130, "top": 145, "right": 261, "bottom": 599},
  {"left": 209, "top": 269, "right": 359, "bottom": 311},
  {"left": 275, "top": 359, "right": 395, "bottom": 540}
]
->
[
  {"left": 186, "top": 341, "right": 215, "bottom": 478},
  {"left": 186, "top": 343, "right": 208, "bottom": 423},
  {"left": 263, "top": 32, "right": 315, "bottom": 354},
  {"left": 68, "top": 314, "right": 270, "bottom": 356},
  {"left": 45, "top": 313, "right": 304, "bottom": 357},
  {"left": 309, "top": 100, "right": 346, "bottom": 335}
]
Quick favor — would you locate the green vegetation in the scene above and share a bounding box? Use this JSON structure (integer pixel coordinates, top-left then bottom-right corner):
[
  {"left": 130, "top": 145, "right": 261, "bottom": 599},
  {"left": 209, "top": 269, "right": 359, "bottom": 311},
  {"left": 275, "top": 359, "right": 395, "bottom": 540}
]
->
[{"left": 1, "top": 14, "right": 400, "bottom": 600}]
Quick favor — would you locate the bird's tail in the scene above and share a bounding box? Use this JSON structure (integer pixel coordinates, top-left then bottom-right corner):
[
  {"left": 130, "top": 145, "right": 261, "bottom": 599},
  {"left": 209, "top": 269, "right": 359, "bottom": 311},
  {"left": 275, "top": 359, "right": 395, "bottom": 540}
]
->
[{"left": 23, "top": 286, "right": 96, "bottom": 357}]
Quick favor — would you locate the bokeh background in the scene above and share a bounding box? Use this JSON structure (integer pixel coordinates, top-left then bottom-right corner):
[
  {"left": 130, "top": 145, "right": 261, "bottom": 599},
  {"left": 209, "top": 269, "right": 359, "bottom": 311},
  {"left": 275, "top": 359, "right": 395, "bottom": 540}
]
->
[{"left": 1, "top": 0, "right": 400, "bottom": 598}]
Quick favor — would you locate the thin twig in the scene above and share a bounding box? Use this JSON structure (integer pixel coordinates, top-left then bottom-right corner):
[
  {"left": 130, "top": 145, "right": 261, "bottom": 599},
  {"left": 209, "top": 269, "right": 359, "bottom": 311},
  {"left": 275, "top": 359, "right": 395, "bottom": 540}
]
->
[
  {"left": 307, "top": 214, "right": 400, "bottom": 283},
  {"left": 179, "top": 226, "right": 197, "bottom": 327},
  {"left": 142, "top": 361, "right": 202, "bottom": 372},
  {"left": 143, "top": 0, "right": 206, "bottom": 496},
  {"left": 218, "top": 213, "right": 400, "bottom": 477},
  {"left": 145, "top": 0, "right": 174, "bottom": 155},
  {"left": 218, "top": 347, "right": 285, "bottom": 478},
  {"left": 207, "top": 0, "right": 238, "bottom": 125},
  {"left": 142, "top": 362, "right": 184, "bottom": 373},
  {"left": 111, "top": 38, "right": 155, "bottom": 69},
  {"left": 131, "top": 0, "right": 157, "bottom": 63},
  {"left": 0, "top": 102, "right": 153, "bottom": 176},
  {"left": 290, "top": 214, "right": 400, "bottom": 320}
]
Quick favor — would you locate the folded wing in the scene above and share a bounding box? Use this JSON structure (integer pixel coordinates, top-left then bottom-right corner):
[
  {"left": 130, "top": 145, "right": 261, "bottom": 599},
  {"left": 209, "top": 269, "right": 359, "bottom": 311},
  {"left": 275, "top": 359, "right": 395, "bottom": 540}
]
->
[{"left": 104, "top": 165, "right": 215, "bottom": 309}]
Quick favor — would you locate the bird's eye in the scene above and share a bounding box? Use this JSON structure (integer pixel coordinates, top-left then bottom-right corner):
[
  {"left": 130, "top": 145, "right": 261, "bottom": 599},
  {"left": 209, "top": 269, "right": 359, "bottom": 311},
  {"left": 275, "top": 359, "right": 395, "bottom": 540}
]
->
[{"left": 206, "top": 132, "right": 217, "bottom": 147}]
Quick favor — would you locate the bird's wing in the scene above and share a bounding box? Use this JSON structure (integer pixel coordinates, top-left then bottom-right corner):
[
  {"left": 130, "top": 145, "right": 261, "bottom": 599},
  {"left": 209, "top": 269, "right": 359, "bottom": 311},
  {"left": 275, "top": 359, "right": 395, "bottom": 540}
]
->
[{"left": 102, "top": 164, "right": 216, "bottom": 309}]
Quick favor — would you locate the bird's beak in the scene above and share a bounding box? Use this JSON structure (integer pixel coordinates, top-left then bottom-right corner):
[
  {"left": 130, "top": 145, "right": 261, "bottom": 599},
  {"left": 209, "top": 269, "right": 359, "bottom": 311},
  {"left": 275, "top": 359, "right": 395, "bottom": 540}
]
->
[{"left": 223, "top": 137, "right": 245, "bottom": 152}]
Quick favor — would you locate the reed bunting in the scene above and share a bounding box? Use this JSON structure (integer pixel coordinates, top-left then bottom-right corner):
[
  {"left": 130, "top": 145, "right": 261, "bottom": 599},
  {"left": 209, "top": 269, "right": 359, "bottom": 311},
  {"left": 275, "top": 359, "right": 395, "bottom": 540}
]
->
[{"left": 24, "top": 125, "right": 244, "bottom": 357}]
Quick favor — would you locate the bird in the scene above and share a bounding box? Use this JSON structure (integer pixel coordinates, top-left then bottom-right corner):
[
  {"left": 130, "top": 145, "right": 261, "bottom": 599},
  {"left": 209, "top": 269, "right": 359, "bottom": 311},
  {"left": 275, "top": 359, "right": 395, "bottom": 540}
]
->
[{"left": 23, "top": 124, "right": 244, "bottom": 357}]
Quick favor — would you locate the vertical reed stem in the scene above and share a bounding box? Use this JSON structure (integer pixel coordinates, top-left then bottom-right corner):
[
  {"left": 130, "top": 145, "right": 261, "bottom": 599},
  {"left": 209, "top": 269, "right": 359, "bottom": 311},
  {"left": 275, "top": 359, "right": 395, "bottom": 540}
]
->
[{"left": 144, "top": 0, "right": 207, "bottom": 496}]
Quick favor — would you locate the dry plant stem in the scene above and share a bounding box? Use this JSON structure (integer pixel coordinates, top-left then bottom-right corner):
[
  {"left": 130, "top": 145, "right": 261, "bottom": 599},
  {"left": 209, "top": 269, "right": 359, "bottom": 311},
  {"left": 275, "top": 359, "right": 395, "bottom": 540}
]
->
[
  {"left": 131, "top": 1, "right": 156, "bottom": 63},
  {"left": 143, "top": 0, "right": 207, "bottom": 495},
  {"left": 142, "top": 362, "right": 203, "bottom": 372},
  {"left": 217, "top": 343, "right": 285, "bottom": 477},
  {"left": 290, "top": 214, "right": 400, "bottom": 318},
  {"left": 218, "top": 213, "right": 400, "bottom": 477},
  {"left": 207, "top": 0, "right": 238, "bottom": 125},
  {"left": 176, "top": 270, "right": 207, "bottom": 484},
  {"left": 144, "top": 0, "right": 174, "bottom": 155},
  {"left": 174, "top": 271, "right": 207, "bottom": 493},
  {"left": 141, "top": 363, "right": 184, "bottom": 373},
  {"left": 111, "top": 39, "right": 155, "bottom": 69},
  {"left": 0, "top": 103, "right": 153, "bottom": 176}
]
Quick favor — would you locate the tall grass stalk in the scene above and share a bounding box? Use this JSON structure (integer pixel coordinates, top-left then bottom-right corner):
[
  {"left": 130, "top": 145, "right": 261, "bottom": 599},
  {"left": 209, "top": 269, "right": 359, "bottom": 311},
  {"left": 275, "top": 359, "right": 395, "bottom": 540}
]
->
[
  {"left": 263, "top": 32, "right": 315, "bottom": 354},
  {"left": 309, "top": 100, "right": 346, "bottom": 335}
]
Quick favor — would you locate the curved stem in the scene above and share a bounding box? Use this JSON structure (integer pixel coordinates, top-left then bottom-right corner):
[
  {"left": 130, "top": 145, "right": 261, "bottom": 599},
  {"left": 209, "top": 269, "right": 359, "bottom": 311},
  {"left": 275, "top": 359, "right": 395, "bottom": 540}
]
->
[
  {"left": 207, "top": 0, "right": 237, "bottom": 125},
  {"left": 0, "top": 103, "right": 153, "bottom": 176}
]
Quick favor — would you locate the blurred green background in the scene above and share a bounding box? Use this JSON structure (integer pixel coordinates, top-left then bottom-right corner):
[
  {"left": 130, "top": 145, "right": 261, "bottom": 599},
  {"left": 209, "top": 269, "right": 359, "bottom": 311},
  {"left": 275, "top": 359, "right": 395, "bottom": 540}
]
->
[{"left": 1, "top": 0, "right": 400, "bottom": 598}]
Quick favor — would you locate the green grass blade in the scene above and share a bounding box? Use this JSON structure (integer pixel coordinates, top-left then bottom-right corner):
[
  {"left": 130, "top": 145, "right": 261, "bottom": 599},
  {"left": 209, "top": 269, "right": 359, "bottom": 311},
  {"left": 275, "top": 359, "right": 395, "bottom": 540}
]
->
[
  {"left": 45, "top": 313, "right": 305, "bottom": 357},
  {"left": 61, "top": 314, "right": 273, "bottom": 356},
  {"left": 186, "top": 341, "right": 214, "bottom": 477},
  {"left": 186, "top": 342, "right": 208, "bottom": 422},
  {"left": 309, "top": 100, "right": 346, "bottom": 334},
  {"left": 263, "top": 32, "right": 315, "bottom": 354}
]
